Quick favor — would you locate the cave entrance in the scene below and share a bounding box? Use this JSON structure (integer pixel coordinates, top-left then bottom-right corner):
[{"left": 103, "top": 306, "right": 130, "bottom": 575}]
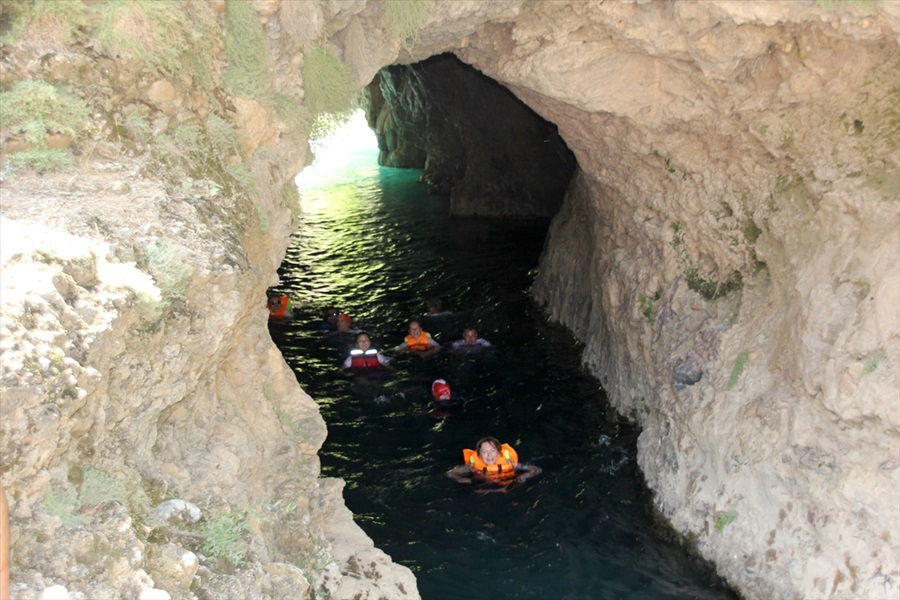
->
[
  {"left": 266, "top": 60, "right": 736, "bottom": 597},
  {"left": 363, "top": 53, "right": 577, "bottom": 219}
]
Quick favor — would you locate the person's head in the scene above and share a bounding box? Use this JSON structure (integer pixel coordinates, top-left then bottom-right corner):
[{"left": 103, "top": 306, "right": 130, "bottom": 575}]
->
[
  {"left": 407, "top": 320, "right": 423, "bottom": 337},
  {"left": 427, "top": 297, "right": 442, "bottom": 314},
  {"left": 432, "top": 379, "right": 451, "bottom": 401},
  {"left": 337, "top": 313, "right": 352, "bottom": 332},
  {"left": 268, "top": 296, "right": 282, "bottom": 309},
  {"left": 475, "top": 436, "right": 502, "bottom": 466},
  {"left": 355, "top": 331, "right": 372, "bottom": 350},
  {"left": 462, "top": 325, "right": 478, "bottom": 344},
  {"left": 324, "top": 307, "right": 340, "bottom": 324}
]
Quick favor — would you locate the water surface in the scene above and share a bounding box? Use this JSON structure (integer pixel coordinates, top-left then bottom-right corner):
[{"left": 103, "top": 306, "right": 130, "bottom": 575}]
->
[{"left": 269, "top": 139, "right": 735, "bottom": 600}]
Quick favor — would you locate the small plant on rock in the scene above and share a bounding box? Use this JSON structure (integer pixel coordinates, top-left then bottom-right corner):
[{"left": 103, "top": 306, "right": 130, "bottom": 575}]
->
[
  {"left": 383, "top": 0, "right": 428, "bottom": 52},
  {"left": 0, "top": 79, "right": 88, "bottom": 157},
  {"left": 637, "top": 291, "right": 660, "bottom": 325},
  {"left": 199, "top": 511, "right": 249, "bottom": 567},
  {"left": 726, "top": 349, "right": 749, "bottom": 390},
  {"left": 715, "top": 510, "right": 738, "bottom": 532}
]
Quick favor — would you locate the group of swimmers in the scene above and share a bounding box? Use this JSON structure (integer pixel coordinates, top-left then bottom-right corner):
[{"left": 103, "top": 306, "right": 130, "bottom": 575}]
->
[{"left": 268, "top": 295, "right": 542, "bottom": 491}]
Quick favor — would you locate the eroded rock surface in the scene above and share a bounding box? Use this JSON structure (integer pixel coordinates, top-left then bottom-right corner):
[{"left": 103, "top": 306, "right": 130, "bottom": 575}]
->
[{"left": 1, "top": 1, "right": 897, "bottom": 599}]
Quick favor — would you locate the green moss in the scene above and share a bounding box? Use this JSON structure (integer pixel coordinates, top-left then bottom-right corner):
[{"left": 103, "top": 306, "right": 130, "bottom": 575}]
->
[
  {"left": 199, "top": 511, "right": 248, "bottom": 567},
  {"left": 44, "top": 486, "right": 89, "bottom": 528},
  {"left": 715, "top": 510, "right": 738, "bottom": 532},
  {"left": 0, "top": 80, "right": 89, "bottom": 145},
  {"left": 637, "top": 291, "right": 660, "bottom": 325},
  {"left": 0, "top": 0, "right": 88, "bottom": 46},
  {"left": 5, "top": 148, "right": 73, "bottom": 174},
  {"left": 815, "top": 0, "right": 877, "bottom": 11},
  {"left": 726, "top": 349, "right": 749, "bottom": 390},
  {"left": 282, "top": 180, "right": 300, "bottom": 218},
  {"left": 225, "top": 162, "right": 256, "bottom": 192},
  {"left": 743, "top": 218, "right": 761, "bottom": 244},
  {"left": 863, "top": 356, "right": 879, "bottom": 374},
  {"left": 383, "top": 0, "right": 427, "bottom": 52},
  {"left": 146, "top": 239, "right": 193, "bottom": 300},
  {"left": 94, "top": 0, "right": 218, "bottom": 87},
  {"left": 223, "top": 0, "right": 274, "bottom": 105},
  {"left": 302, "top": 47, "right": 358, "bottom": 119},
  {"left": 79, "top": 467, "right": 128, "bottom": 508},
  {"left": 274, "top": 93, "right": 312, "bottom": 140},
  {"left": 123, "top": 111, "right": 153, "bottom": 144},
  {"left": 206, "top": 113, "right": 241, "bottom": 157}
]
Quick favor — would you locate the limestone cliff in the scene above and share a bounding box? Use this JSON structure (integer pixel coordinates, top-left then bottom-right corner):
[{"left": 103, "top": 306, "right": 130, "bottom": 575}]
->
[{"left": 1, "top": 2, "right": 898, "bottom": 600}]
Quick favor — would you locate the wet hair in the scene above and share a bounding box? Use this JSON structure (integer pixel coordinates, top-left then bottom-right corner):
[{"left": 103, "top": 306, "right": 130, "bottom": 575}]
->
[
  {"left": 427, "top": 297, "right": 443, "bottom": 312},
  {"left": 355, "top": 331, "right": 371, "bottom": 344},
  {"left": 475, "top": 436, "right": 501, "bottom": 455},
  {"left": 462, "top": 323, "right": 478, "bottom": 334}
]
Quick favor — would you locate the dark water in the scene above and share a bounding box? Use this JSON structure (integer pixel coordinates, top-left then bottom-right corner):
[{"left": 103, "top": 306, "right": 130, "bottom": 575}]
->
[{"left": 269, "top": 136, "right": 736, "bottom": 600}]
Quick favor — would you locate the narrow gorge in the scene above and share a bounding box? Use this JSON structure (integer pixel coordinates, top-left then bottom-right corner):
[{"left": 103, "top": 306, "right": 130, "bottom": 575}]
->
[{"left": 0, "top": 1, "right": 897, "bottom": 599}]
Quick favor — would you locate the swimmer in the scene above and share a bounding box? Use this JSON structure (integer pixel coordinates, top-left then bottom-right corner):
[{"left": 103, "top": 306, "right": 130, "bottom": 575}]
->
[
  {"left": 267, "top": 294, "right": 294, "bottom": 318},
  {"left": 447, "top": 436, "right": 542, "bottom": 490},
  {"left": 395, "top": 320, "right": 440, "bottom": 355},
  {"left": 325, "top": 313, "right": 359, "bottom": 351},
  {"left": 451, "top": 325, "right": 492, "bottom": 352},
  {"left": 425, "top": 296, "right": 452, "bottom": 317},
  {"left": 342, "top": 332, "right": 393, "bottom": 370},
  {"left": 429, "top": 378, "right": 460, "bottom": 418},
  {"left": 319, "top": 307, "right": 341, "bottom": 330}
]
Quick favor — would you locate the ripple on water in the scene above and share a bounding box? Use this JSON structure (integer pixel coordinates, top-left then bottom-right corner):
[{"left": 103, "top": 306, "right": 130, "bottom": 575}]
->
[{"left": 271, "top": 162, "right": 736, "bottom": 600}]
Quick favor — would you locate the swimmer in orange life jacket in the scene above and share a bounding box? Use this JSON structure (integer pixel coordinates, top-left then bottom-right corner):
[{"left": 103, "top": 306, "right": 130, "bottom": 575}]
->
[
  {"left": 395, "top": 320, "right": 440, "bottom": 355},
  {"left": 342, "top": 332, "right": 393, "bottom": 370},
  {"left": 447, "top": 436, "right": 542, "bottom": 489},
  {"left": 267, "top": 294, "right": 294, "bottom": 318}
]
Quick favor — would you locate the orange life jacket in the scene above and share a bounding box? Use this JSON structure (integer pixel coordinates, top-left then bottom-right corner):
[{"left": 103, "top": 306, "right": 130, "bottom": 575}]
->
[
  {"left": 404, "top": 331, "right": 433, "bottom": 352},
  {"left": 462, "top": 443, "right": 519, "bottom": 480},
  {"left": 268, "top": 295, "right": 291, "bottom": 318}
]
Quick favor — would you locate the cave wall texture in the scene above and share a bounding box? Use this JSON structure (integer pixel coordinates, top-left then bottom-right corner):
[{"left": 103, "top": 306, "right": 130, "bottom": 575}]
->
[
  {"left": 0, "top": 1, "right": 898, "bottom": 599},
  {"left": 364, "top": 53, "right": 576, "bottom": 217}
]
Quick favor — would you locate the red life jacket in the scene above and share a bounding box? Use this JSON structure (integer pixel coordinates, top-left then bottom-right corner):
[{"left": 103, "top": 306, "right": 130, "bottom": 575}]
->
[
  {"left": 349, "top": 348, "right": 382, "bottom": 368},
  {"left": 462, "top": 444, "right": 519, "bottom": 480}
]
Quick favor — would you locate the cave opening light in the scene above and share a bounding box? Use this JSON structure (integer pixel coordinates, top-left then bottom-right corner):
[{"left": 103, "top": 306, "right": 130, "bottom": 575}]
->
[{"left": 295, "top": 109, "right": 379, "bottom": 191}]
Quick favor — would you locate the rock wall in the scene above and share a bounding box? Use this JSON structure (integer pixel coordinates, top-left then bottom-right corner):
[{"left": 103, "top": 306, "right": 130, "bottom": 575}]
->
[
  {"left": 364, "top": 54, "right": 576, "bottom": 217},
  {"left": 0, "top": 0, "right": 418, "bottom": 598},
  {"left": 500, "top": 5, "right": 900, "bottom": 600},
  {"left": 1, "top": 1, "right": 898, "bottom": 599}
]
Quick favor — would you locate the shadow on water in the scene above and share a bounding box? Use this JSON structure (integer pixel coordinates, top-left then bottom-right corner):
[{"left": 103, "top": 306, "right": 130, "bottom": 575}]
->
[{"left": 269, "top": 143, "right": 737, "bottom": 599}]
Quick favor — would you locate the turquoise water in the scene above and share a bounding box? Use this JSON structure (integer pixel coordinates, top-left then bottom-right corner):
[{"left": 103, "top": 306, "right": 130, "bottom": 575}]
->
[{"left": 270, "top": 142, "right": 736, "bottom": 599}]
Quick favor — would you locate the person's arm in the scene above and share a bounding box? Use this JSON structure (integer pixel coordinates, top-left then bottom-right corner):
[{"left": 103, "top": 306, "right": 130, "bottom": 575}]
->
[
  {"left": 394, "top": 341, "right": 408, "bottom": 352},
  {"left": 447, "top": 465, "right": 475, "bottom": 484},
  {"left": 341, "top": 355, "right": 352, "bottom": 369},
  {"left": 427, "top": 337, "right": 441, "bottom": 350},
  {"left": 514, "top": 463, "right": 542, "bottom": 483},
  {"left": 377, "top": 353, "right": 395, "bottom": 370}
]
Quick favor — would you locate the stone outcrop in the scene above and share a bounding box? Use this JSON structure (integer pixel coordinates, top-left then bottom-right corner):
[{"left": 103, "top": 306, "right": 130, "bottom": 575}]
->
[{"left": 1, "top": 2, "right": 898, "bottom": 599}]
